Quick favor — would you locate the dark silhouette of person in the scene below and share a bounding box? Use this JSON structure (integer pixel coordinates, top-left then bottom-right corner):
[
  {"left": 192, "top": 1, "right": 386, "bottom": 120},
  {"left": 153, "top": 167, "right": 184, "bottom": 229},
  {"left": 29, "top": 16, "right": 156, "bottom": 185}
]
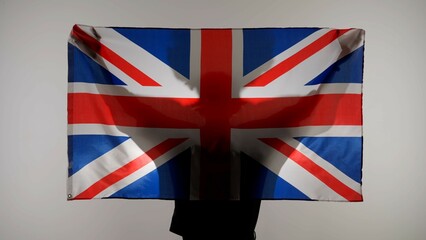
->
[{"left": 170, "top": 200, "right": 261, "bottom": 240}]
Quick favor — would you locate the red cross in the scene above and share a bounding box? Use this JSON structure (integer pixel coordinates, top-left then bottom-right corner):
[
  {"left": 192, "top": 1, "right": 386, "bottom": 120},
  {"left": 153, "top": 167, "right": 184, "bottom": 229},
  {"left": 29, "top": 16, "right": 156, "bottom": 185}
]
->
[{"left": 69, "top": 27, "right": 362, "bottom": 200}]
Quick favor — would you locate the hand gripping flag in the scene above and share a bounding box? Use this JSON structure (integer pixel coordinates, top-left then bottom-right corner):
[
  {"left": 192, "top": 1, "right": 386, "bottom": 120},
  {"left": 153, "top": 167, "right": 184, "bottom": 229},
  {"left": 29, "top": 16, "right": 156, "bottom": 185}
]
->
[{"left": 67, "top": 25, "right": 365, "bottom": 201}]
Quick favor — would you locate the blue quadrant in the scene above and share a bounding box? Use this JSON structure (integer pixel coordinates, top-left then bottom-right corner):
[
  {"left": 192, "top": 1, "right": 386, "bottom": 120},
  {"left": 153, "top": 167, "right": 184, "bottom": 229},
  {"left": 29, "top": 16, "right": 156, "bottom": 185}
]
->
[
  {"left": 295, "top": 137, "right": 362, "bottom": 183},
  {"left": 243, "top": 28, "right": 319, "bottom": 76},
  {"left": 68, "top": 135, "right": 129, "bottom": 176},
  {"left": 241, "top": 154, "right": 310, "bottom": 200},
  {"left": 109, "top": 148, "right": 191, "bottom": 199},
  {"left": 68, "top": 44, "right": 126, "bottom": 85},
  {"left": 113, "top": 28, "right": 190, "bottom": 79},
  {"left": 306, "top": 46, "right": 364, "bottom": 85}
]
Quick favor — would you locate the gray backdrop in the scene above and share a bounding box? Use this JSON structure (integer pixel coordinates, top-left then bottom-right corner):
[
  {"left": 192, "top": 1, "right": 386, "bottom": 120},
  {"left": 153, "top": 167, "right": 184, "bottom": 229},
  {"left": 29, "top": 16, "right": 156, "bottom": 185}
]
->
[{"left": 1, "top": 0, "right": 425, "bottom": 239}]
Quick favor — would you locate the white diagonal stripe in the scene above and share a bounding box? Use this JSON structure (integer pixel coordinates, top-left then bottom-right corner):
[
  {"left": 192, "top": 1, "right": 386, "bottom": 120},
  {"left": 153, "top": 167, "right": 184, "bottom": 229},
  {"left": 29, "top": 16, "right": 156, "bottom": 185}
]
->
[
  {"left": 238, "top": 29, "right": 364, "bottom": 98},
  {"left": 94, "top": 27, "right": 199, "bottom": 97},
  {"left": 95, "top": 139, "right": 192, "bottom": 198},
  {"left": 68, "top": 139, "right": 144, "bottom": 197},
  {"left": 237, "top": 137, "right": 346, "bottom": 201},
  {"left": 278, "top": 159, "right": 347, "bottom": 201},
  {"left": 283, "top": 138, "right": 361, "bottom": 194},
  {"left": 68, "top": 124, "right": 200, "bottom": 198},
  {"left": 94, "top": 27, "right": 188, "bottom": 81},
  {"left": 70, "top": 25, "right": 199, "bottom": 97},
  {"left": 240, "top": 29, "right": 331, "bottom": 84},
  {"left": 239, "top": 41, "right": 354, "bottom": 97},
  {"left": 231, "top": 126, "right": 362, "bottom": 199}
]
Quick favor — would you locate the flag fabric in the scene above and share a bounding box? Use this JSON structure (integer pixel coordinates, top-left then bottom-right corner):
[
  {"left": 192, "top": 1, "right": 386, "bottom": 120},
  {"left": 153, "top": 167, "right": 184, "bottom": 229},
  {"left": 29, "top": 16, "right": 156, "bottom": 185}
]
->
[{"left": 67, "top": 25, "right": 365, "bottom": 201}]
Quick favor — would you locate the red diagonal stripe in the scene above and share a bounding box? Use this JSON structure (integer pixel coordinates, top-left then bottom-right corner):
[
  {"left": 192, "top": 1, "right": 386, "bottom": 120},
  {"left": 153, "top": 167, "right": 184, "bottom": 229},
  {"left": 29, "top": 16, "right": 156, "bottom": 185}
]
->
[
  {"left": 68, "top": 93, "right": 202, "bottom": 128},
  {"left": 74, "top": 138, "right": 188, "bottom": 199},
  {"left": 71, "top": 25, "right": 161, "bottom": 87},
  {"left": 259, "top": 138, "right": 362, "bottom": 201},
  {"left": 245, "top": 29, "right": 351, "bottom": 87}
]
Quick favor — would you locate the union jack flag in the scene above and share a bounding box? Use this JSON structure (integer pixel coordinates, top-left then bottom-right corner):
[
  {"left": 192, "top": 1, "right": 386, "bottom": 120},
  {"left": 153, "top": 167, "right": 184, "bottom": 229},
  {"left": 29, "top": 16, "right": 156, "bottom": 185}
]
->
[{"left": 67, "top": 25, "right": 365, "bottom": 201}]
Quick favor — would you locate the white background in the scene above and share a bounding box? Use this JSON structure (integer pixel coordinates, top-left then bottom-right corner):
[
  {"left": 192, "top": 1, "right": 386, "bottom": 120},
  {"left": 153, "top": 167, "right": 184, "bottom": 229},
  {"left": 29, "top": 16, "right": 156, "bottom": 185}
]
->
[{"left": 1, "top": 0, "right": 425, "bottom": 239}]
